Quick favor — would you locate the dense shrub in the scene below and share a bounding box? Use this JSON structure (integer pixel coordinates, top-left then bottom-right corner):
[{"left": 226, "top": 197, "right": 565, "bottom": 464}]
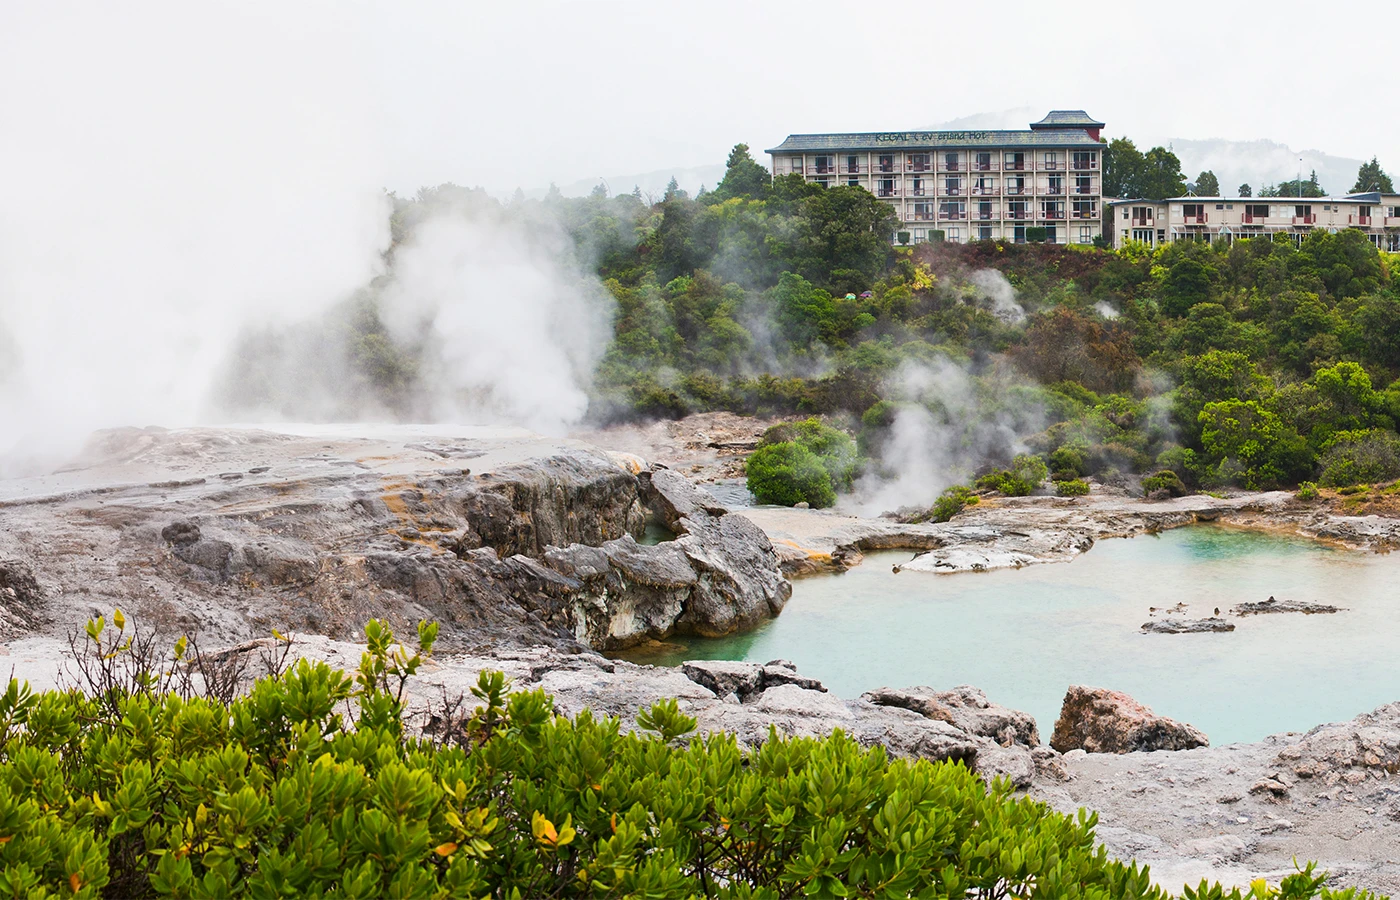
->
[
  {"left": 745, "top": 441, "right": 836, "bottom": 507},
  {"left": 0, "top": 613, "right": 1380, "bottom": 899},
  {"left": 929, "top": 484, "right": 980, "bottom": 522},
  {"left": 1142, "top": 469, "right": 1188, "bottom": 498},
  {"left": 977, "top": 454, "right": 1050, "bottom": 496},
  {"left": 1297, "top": 481, "right": 1320, "bottom": 501},
  {"left": 1056, "top": 478, "right": 1091, "bottom": 497},
  {"left": 1317, "top": 429, "right": 1400, "bottom": 487},
  {"left": 749, "top": 417, "right": 859, "bottom": 506}
]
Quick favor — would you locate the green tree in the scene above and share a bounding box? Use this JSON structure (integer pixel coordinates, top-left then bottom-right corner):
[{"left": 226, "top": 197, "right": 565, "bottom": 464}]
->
[
  {"left": 1194, "top": 170, "right": 1220, "bottom": 196},
  {"left": 1275, "top": 170, "right": 1326, "bottom": 198},
  {"left": 1198, "top": 399, "right": 1312, "bottom": 488},
  {"left": 710, "top": 143, "right": 773, "bottom": 202},
  {"left": 1351, "top": 156, "right": 1394, "bottom": 193},
  {"left": 1102, "top": 137, "right": 1144, "bottom": 197},
  {"left": 1140, "top": 146, "right": 1188, "bottom": 200},
  {"left": 1238, "top": 183, "right": 1252, "bottom": 197}
]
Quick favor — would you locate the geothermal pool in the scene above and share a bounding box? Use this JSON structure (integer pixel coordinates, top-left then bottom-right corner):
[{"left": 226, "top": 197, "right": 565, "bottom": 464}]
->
[{"left": 622, "top": 526, "right": 1400, "bottom": 746}]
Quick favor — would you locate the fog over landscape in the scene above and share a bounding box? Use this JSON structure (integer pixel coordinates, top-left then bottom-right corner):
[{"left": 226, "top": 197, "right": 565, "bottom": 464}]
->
[{"left": 2, "top": 1, "right": 1387, "bottom": 464}]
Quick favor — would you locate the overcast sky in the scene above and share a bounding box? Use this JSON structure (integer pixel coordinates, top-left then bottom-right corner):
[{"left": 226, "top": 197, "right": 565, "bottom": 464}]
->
[{"left": 5, "top": 0, "right": 1393, "bottom": 195}]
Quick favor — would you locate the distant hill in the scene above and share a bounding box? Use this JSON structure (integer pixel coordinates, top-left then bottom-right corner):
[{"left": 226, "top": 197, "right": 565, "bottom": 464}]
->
[{"left": 1162, "top": 138, "right": 1364, "bottom": 197}]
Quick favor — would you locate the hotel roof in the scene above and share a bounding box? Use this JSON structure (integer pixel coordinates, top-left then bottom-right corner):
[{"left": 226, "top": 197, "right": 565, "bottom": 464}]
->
[{"left": 766, "top": 110, "right": 1105, "bottom": 154}]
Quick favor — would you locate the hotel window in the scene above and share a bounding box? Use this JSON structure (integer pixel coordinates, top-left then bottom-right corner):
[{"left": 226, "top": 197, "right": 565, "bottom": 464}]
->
[
  {"left": 944, "top": 152, "right": 959, "bottom": 171},
  {"left": 1006, "top": 176, "right": 1025, "bottom": 195},
  {"left": 940, "top": 200, "right": 965, "bottom": 219},
  {"left": 1047, "top": 175, "right": 1063, "bottom": 194},
  {"left": 878, "top": 178, "right": 896, "bottom": 197},
  {"left": 1044, "top": 225, "right": 1057, "bottom": 244},
  {"left": 947, "top": 227, "right": 961, "bottom": 243},
  {"left": 1013, "top": 224, "right": 1026, "bottom": 243},
  {"left": 944, "top": 176, "right": 961, "bottom": 195},
  {"left": 846, "top": 154, "right": 860, "bottom": 173},
  {"left": 1043, "top": 151, "right": 1058, "bottom": 169},
  {"left": 908, "top": 153, "right": 930, "bottom": 172},
  {"left": 1073, "top": 199, "right": 1096, "bottom": 218},
  {"left": 913, "top": 228, "right": 926, "bottom": 241},
  {"left": 910, "top": 177, "right": 923, "bottom": 196},
  {"left": 791, "top": 157, "right": 803, "bottom": 173},
  {"left": 1075, "top": 174, "right": 1092, "bottom": 194},
  {"left": 978, "top": 224, "right": 993, "bottom": 240},
  {"left": 847, "top": 176, "right": 859, "bottom": 187},
  {"left": 974, "top": 176, "right": 996, "bottom": 193},
  {"left": 1072, "top": 151, "right": 1097, "bottom": 170},
  {"left": 1078, "top": 225, "right": 1092, "bottom": 244},
  {"left": 976, "top": 152, "right": 993, "bottom": 170},
  {"left": 913, "top": 201, "right": 934, "bottom": 220},
  {"left": 814, "top": 155, "right": 833, "bottom": 174},
  {"left": 878, "top": 155, "right": 895, "bottom": 173},
  {"left": 1004, "top": 151, "right": 1025, "bottom": 170}
]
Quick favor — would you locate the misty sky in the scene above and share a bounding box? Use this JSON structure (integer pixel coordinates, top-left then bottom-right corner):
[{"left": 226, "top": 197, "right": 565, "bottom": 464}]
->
[{"left": 6, "top": 1, "right": 1387, "bottom": 197}]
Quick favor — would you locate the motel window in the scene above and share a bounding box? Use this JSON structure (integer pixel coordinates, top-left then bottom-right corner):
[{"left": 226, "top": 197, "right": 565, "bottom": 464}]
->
[
  {"left": 791, "top": 157, "right": 802, "bottom": 172},
  {"left": 947, "top": 227, "right": 960, "bottom": 242},
  {"left": 847, "top": 177, "right": 859, "bottom": 187},
  {"left": 1044, "top": 151, "right": 1058, "bottom": 168},
  {"left": 978, "top": 225, "right": 993, "bottom": 240},
  {"left": 1078, "top": 226, "right": 1092, "bottom": 244}
]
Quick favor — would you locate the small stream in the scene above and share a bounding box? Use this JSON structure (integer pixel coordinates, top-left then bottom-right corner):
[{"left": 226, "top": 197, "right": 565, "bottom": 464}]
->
[{"left": 617, "top": 526, "right": 1400, "bottom": 746}]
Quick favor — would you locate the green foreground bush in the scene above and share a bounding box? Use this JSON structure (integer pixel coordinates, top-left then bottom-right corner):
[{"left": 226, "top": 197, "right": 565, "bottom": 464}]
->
[{"left": 0, "top": 614, "right": 1381, "bottom": 899}]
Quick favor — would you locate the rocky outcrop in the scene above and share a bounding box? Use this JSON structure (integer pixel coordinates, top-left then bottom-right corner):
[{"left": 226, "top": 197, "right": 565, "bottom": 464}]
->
[
  {"left": 1232, "top": 596, "right": 1342, "bottom": 616},
  {"left": 862, "top": 685, "right": 1040, "bottom": 747},
  {"left": 0, "top": 560, "right": 44, "bottom": 639},
  {"left": 1271, "top": 702, "right": 1400, "bottom": 785},
  {"left": 0, "top": 427, "right": 789, "bottom": 652},
  {"left": 1050, "top": 686, "right": 1209, "bottom": 753},
  {"left": 1141, "top": 617, "right": 1235, "bottom": 634}
]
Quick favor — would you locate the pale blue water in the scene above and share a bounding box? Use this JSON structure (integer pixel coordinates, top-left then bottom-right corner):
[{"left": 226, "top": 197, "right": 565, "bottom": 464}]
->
[{"left": 620, "top": 527, "right": 1400, "bottom": 745}]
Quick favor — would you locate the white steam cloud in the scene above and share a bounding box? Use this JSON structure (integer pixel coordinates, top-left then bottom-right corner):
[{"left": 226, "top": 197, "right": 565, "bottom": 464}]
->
[
  {"left": 0, "top": 3, "right": 608, "bottom": 473},
  {"left": 380, "top": 208, "right": 613, "bottom": 433},
  {"left": 1094, "top": 300, "right": 1121, "bottom": 320},
  {"left": 846, "top": 358, "right": 1043, "bottom": 517},
  {"left": 967, "top": 269, "right": 1025, "bottom": 324}
]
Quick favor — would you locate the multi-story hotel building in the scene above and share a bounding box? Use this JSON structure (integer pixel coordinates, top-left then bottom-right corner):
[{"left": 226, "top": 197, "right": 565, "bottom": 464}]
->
[
  {"left": 765, "top": 110, "right": 1106, "bottom": 245},
  {"left": 1106, "top": 193, "right": 1400, "bottom": 251}
]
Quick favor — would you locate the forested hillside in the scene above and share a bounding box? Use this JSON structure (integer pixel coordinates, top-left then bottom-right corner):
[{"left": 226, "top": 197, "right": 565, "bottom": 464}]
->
[{"left": 377, "top": 145, "right": 1400, "bottom": 506}]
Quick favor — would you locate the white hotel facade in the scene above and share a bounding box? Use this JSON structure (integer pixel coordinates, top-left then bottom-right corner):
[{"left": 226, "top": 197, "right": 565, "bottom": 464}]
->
[
  {"left": 765, "top": 110, "right": 1107, "bottom": 245},
  {"left": 1106, "top": 193, "right": 1400, "bottom": 251}
]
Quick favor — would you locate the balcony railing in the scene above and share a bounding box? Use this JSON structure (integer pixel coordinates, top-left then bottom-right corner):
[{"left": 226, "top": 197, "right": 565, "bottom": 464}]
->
[
  {"left": 1005, "top": 187, "right": 1029, "bottom": 195},
  {"left": 970, "top": 186, "right": 997, "bottom": 195},
  {"left": 877, "top": 188, "right": 898, "bottom": 197},
  {"left": 1242, "top": 214, "right": 1266, "bottom": 224},
  {"left": 975, "top": 211, "right": 997, "bottom": 220},
  {"left": 908, "top": 188, "right": 926, "bottom": 196},
  {"left": 1004, "top": 161, "right": 1026, "bottom": 171},
  {"left": 911, "top": 212, "right": 936, "bottom": 221},
  {"left": 814, "top": 165, "right": 837, "bottom": 174},
  {"left": 1042, "top": 211, "right": 1066, "bottom": 220},
  {"left": 938, "top": 162, "right": 963, "bottom": 172},
  {"left": 1293, "top": 215, "right": 1316, "bottom": 225},
  {"left": 906, "top": 163, "right": 931, "bottom": 172},
  {"left": 1131, "top": 217, "right": 1152, "bottom": 226},
  {"left": 939, "top": 211, "right": 967, "bottom": 220},
  {"left": 1074, "top": 186, "right": 1096, "bottom": 194},
  {"left": 1043, "top": 187, "right": 1065, "bottom": 195},
  {"left": 942, "top": 187, "right": 962, "bottom": 196},
  {"left": 845, "top": 164, "right": 865, "bottom": 173},
  {"left": 973, "top": 161, "right": 994, "bottom": 171},
  {"left": 1072, "top": 160, "right": 1098, "bottom": 170},
  {"left": 1072, "top": 210, "right": 1097, "bottom": 219},
  {"left": 1352, "top": 215, "right": 1372, "bottom": 226},
  {"left": 1182, "top": 213, "right": 1208, "bottom": 224},
  {"left": 1006, "top": 209, "right": 1030, "bottom": 220},
  {"left": 877, "top": 163, "right": 896, "bottom": 173},
  {"left": 1387, "top": 216, "right": 1400, "bottom": 227},
  {"left": 1040, "top": 161, "right": 1060, "bottom": 171},
  {"left": 790, "top": 167, "right": 805, "bottom": 174}
]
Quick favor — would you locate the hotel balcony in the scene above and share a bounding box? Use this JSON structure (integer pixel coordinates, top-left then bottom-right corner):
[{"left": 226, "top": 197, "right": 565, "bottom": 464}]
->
[
  {"left": 911, "top": 212, "right": 936, "bottom": 221},
  {"left": 845, "top": 164, "right": 865, "bottom": 173},
  {"left": 939, "top": 211, "right": 968, "bottom": 221},
  {"left": 1293, "top": 215, "right": 1316, "bottom": 225},
  {"left": 937, "top": 162, "right": 963, "bottom": 172},
  {"left": 1039, "top": 161, "right": 1061, "bottom": 171},
  {"left": 814, "top": 165, "right": 837, "bottom": 174},
  {"left": 1006, "top": 209, "right": 1031, "bottom": 220},
  {"left": 941, "top": 187, "right": 963, "bottom": 196},
  {"left": 974, "top": 210, "right": 998, "bottom": 220},
  {"left": 906, "top": 163, "right": 931, "bottom": 173},
  {"left": 1131, "top": 217, "right": 1152, "bottom": 226},
  {"left": 1183, "top": 214, "right": 1208, "bottom": 225},
  {"left": 1042, "top": 211, "right": 1066, "bottom": 220},
  {"left": 1004, "top": 161, "right": 1026, "bottom": 171},
  {"left": 908, "top": 188, "right": 927, "bottom": 196},
  {"left": 1074, "top": 186, "right": 1096, "bottom": 195},
  {"left": 1072, "top": 160, "right": 1098, "bottom": 170},
  {"left": 876, "top": 188, "right": 899, "bottom": 197},
  {"left": 1005, "top": 187, "right": 1030, "bottom": 196},
  {"left": 1042, "top": 186, "right": 1065, "bottom": 195},
  {"left": 1351, "top": 215, "right": 1372, "bottom": 226}
]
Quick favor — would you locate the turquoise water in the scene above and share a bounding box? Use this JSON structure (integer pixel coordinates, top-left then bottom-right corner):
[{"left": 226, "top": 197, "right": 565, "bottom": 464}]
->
[{"left": 620, "top": 527, "right": 1400, "bottom": 745}]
